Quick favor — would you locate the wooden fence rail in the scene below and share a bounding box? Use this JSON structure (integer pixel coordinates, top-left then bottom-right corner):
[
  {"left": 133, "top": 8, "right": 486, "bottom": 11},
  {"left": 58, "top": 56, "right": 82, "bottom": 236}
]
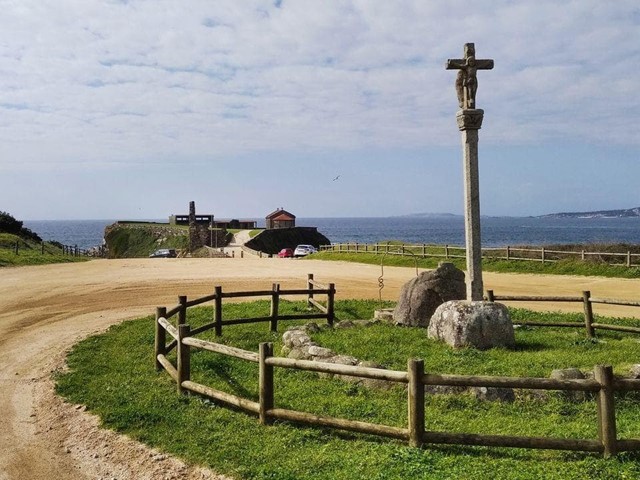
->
[
  {"left": 486, "top": 290, "right": 640, "bottom": 336},
  {"left": 319, "top": 243, "right": 640, "bottom": 268},
  {"left": 2, "top": 240, "right": 98, "bottom": 257},
  {"left": 153, "top": 282, "right": 640, "bottom": 458}
]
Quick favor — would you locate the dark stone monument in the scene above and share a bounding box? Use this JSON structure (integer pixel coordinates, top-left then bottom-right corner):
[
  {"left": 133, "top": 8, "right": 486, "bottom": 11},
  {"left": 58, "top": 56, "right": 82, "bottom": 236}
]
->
[{"left": 393, "top": 262, "right": 466, "bottom": 327}]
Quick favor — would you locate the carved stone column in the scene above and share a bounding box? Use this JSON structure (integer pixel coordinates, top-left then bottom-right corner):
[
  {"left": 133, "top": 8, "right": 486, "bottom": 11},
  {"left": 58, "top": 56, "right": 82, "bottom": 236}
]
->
[{"left": 457, "top": 108, "right": 484, "bottom": 301}]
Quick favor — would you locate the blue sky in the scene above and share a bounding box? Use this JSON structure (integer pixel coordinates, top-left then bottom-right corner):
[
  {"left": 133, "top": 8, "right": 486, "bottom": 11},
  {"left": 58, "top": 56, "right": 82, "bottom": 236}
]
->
[{"left": 1, "top": 1, "right": 639, "bottom": 220}]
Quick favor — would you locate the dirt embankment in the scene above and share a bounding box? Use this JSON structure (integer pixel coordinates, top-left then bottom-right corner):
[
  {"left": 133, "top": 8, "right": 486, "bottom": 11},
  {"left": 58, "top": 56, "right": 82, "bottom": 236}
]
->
[{"left": 1, "top": 257, "right": 639, "bottom": 479}]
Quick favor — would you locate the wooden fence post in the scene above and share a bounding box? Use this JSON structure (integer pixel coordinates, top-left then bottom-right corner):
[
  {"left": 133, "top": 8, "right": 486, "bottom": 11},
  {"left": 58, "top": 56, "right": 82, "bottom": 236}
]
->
[
  {"left": 486, "top": 290, "right": 495, "bottom": 302},
  {"left": 581, "top": 250, "right": 585, "bottom": 261},
  {"left": 541, "top": 247, "right": 546, "bottom": 264},
  {"left": 214, "top": 286, "right": 223, "bottom": 336},
  {"left": 41, "top": 242, "right": 45, "bottom": 254},
  {"left": 422, "top": 244, "right": 426, "bottom": 258},
  {"left": 506, "top": 246, "right": 510, "bottom": 261},
  {"left": 270, "top": 283, "right": 280, "bottom": 332},
  {"left": 177, "top": 324, "right": 191, "bottom": 395},
  {"left": 445, "top": 245, "right": 449, "bottom": 259},
  {"left": 154, "top": 307, "right": 167, "bottom": 371},
  {"left": 178, "top": 295, "right": 187, "bottom": 325},
  {"left": 259, "top": 342, "right": 274, "bottom": 425},
  {"left": 327, "top": 283, "right": 335, "bottom": 327},
  {"left": 307, "top": 273, "right": 314, "bottom": 308},
  {"left": 594, "top": 365, "right": 617, "bottom": 457},
  {"left": 627, "top": 251, "right": 631, "bottom": 268},
  {"left": 14, "top": 241, "right": 19, "bottom": 255},
  {"left": 408, "top": 359, "right": 425, "bottom": 448},
  {"left": 582, "top": 291, "right": 595, "bottom": 338}
]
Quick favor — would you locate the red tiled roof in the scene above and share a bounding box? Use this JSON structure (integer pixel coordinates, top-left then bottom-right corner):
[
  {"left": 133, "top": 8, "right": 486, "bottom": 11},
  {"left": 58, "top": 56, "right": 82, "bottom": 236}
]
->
[
  {"left": 273, "top": 213, "right": 295, "bottom": 221},
  {"left": 266, "top": 209, "right": 296, "bottom": 219}
]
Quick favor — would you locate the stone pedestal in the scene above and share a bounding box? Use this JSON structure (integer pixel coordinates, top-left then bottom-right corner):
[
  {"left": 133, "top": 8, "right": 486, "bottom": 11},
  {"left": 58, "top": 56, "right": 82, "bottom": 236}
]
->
[{"left": 428, "top": 300, "right": 515, "bottom": 350}]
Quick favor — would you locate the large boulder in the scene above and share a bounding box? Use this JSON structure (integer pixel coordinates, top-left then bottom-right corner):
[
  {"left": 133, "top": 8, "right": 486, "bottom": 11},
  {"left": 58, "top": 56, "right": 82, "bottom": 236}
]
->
[
  {"left": 428, "top": 300, "right": 515, "bottom": 350},
  {"left": 393, "top": 262, "right": 466, "bottom": 327}
]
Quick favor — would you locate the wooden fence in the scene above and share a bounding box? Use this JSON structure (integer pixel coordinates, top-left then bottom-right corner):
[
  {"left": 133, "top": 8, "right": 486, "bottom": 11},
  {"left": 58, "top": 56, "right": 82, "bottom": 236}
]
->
[
  {"left": 2, "top": 240, "right": 96, "bottom": 257},
  {"left": 486, "top": 290, "right": 640, "bottom": 337},
  {"left": 319, "top": 243, "right": 640, "bottom": 268},
  {"left": 154, "top": 280, "right": 640, "bottom": 457}
]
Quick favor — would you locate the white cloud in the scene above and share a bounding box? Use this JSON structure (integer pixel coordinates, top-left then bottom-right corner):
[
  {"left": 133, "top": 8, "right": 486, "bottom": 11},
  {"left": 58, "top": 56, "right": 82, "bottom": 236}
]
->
[
  {"left": 0, "top": 0, "right": 640, "bottom": 219},
  {"left": 0, "top": 0, "right": 638, "bottom": 171}
]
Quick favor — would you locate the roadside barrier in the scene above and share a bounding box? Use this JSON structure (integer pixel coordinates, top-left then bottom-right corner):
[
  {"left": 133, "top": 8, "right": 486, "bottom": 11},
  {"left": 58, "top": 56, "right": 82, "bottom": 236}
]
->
[
  {"left": 154, "top": 279, "right": 640, "bottom": 458},
  {"left": 486, "top": 290, "right": 640, "bottom": 337},
  {"left": 320, "top": 243, "right": 640, "bottom": 268}
]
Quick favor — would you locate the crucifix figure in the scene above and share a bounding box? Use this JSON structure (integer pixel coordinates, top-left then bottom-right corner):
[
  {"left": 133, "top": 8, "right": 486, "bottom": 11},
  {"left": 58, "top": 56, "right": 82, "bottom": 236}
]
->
[
  {"left": 446, "top": 43, "right": 494, "bottom": 301},
  {"left": 446, "top": 43, "right": 494, "bottom": 110}
]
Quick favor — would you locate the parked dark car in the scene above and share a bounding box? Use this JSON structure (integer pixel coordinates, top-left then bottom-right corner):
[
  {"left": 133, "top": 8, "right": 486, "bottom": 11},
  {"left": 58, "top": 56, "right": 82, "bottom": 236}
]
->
[
  {"left": 277, "top": 248, "right": 294, "bottom": 258},
  {"left": 149, "top": 248, "right": 177, "bottom": 258}
]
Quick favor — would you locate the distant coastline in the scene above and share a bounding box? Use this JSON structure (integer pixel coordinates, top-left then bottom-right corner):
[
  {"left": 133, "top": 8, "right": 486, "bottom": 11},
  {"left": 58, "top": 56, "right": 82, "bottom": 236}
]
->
[
  {"left": 399, "top": 207, "right": 640, "bottom": 220},
  {"left": 539, "top": 207, "right": 640, "bottom": 219},
  {"left": 24, "top": 215, "right": 640, "bottom": 251}
]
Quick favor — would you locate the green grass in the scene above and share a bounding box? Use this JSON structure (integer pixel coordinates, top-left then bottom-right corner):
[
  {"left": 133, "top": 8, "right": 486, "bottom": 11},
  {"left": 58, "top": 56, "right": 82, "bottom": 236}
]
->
[
  {"left": 309, "top": 251, "right": 640, "bottom": 279},
  {"left": 0, "top": 233, "right": 88, "bottom": 267},
  {"left": 56, "top": 300, "right": 640, "bottom": 480}
]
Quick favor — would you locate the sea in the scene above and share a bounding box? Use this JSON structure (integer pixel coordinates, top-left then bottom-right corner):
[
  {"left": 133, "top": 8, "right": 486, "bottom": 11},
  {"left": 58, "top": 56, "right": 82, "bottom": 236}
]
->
[{"left": 23, "top": 216, "right": 640, "bottom": 251}]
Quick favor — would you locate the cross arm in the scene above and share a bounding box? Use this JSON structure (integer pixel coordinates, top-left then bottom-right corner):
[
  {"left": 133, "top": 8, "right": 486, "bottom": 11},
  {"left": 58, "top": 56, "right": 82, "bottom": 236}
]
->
[
  {"left": 446, "top": 58, "right": 494, "bottom": 70},
  {"left": 475, "top": 59, "right": 494, "bottom": 70},
  {"left": 445, "top": 59, "right": 465, "bottom": 70}
]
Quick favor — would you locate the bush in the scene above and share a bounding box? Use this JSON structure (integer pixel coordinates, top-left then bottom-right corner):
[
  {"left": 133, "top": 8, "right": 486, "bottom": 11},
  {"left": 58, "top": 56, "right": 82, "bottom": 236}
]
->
[
  {"left": 0, "top": 211, "right": 22, "bottom": 235},
  {"left": 0, "top": 211, "right": 42, "bottom": 242}
]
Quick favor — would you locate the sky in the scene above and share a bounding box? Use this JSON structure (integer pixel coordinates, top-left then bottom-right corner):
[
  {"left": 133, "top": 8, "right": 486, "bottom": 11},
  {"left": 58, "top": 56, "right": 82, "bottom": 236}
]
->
[{"left": 1, "top": 0, "right": 639, "bottom": 220}]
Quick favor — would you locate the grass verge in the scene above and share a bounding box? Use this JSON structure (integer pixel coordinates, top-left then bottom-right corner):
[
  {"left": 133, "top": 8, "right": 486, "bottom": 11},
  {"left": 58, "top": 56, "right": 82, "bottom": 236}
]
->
[
  {"left": 55, "top": 301, "right": 640, "bottom": 480},
  {"left": 0, "top": 233, "right": 88, "bottom": 267},
  {"left": 308, "top": 251, "right": 640, "bottom": 279}
]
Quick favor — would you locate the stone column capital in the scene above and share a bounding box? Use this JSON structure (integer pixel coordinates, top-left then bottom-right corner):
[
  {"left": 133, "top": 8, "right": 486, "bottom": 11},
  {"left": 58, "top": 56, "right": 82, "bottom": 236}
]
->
[{"left": 456, "top": 109, "right": 484, "bottom": 131}]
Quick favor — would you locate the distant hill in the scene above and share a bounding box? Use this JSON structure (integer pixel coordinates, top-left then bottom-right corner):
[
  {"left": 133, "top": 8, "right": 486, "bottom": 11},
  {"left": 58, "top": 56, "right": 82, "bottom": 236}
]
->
[{"left": 539, "top": 207, "right": 640, "bottom": 219}]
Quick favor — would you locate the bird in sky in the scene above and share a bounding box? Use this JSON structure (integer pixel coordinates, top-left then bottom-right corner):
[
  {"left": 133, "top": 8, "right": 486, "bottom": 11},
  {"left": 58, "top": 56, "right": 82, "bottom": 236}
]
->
[{"left": 333, "top": 175, "right": 341, "bottom": 181}]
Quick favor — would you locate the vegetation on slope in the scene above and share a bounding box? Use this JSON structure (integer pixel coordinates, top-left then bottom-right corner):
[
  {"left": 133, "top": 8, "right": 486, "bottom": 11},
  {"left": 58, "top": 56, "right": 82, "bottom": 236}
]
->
[
  {"left": 104, "top": 223, "right": 189, "bottom": 258},
  {"left": 56, "top": 300, "right": 640, "bottom": 480},
  {"left": 0, "top": 212, "right": 87, "bottom": 267}
]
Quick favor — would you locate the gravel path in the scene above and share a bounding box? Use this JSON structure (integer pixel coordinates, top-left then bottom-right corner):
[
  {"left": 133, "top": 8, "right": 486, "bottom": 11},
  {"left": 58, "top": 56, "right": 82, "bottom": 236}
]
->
[{"left": 1, "top": 257, "right": 639, "bottom": 479}]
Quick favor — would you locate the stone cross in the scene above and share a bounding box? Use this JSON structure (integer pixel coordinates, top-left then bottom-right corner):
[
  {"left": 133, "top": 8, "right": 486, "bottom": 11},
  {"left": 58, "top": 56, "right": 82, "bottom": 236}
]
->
[
  {"left": 446, "top": 43, "right": 494, "bottom": 109},
  {"left": 446, "top": 43, "right": 493, "bottom": 301}
]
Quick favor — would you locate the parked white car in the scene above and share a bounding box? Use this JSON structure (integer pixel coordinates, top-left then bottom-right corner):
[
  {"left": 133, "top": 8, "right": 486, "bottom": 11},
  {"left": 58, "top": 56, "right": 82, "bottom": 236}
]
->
[{"left": 293, "top": 244, "right": 318, "bottom": 257}]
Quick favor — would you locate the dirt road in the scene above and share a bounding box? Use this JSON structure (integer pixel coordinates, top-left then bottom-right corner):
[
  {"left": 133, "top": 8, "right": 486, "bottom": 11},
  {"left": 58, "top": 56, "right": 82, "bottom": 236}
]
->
[{"left": 1, "top": 257, "right": 639, "bottom": 479}]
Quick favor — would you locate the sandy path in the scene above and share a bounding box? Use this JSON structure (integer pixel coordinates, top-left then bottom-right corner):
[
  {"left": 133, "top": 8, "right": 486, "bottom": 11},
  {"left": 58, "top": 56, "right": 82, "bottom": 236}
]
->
[{"left": 1, "top": 257, "right": 639, "bottom": 479}]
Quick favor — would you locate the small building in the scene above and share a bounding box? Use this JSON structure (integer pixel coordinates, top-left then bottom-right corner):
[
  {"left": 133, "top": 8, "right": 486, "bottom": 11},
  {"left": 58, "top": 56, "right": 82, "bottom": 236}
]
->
[
  {"left": 169, "top": 214, "right": 214, "bottom": 226},
  {"left": 265, "top": 208, "right": 296, "bottom": 229}
]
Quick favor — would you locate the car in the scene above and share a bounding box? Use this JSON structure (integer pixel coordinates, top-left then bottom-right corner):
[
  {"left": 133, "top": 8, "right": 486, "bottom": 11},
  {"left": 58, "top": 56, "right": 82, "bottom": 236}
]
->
[
  {"left": 277, "top": 248, "right": 294, "bottom": 258},
  {"left": 149, "top": 248, "right": 177, "bottom": 258},
  {"left": 293, "top": 244, "right": 318, "bottom": 257}
]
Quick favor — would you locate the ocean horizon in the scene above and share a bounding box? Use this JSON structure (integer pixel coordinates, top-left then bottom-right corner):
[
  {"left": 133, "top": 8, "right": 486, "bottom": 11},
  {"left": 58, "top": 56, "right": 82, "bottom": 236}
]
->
[{"left": 23, "top": 216, "right": 640, "bottom": 252}]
